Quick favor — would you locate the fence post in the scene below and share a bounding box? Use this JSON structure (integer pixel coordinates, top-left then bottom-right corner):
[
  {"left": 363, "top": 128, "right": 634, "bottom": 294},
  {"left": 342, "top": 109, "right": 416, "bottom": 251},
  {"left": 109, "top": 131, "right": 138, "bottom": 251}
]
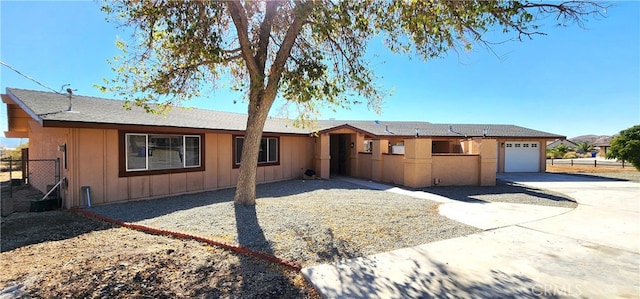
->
[
  {"left": 21, "top": 148, "right": 28, "bottom": 183},
  {"left": 571, "top": 159, "right": 573, "bottom": 166},
  {"left": 594, "top": 160, "right": 597, "bottom": 168},
  {"left": 8, "top": 156, "right": 12, "bottom": 198},
  {"left": 551, "top": 158, "right": 554, "bottom": 166},
  {"left": 622, "top": 160, "right": 625, "bottom": 168},
  {"left": 55, "top": 158, "right": 61, "bottom": 207}
]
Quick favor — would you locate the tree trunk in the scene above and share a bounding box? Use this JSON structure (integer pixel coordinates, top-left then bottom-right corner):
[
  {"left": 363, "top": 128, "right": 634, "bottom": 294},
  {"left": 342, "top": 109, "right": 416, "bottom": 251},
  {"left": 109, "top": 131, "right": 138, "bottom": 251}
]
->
[
  {"left": 230, "top": 2, "right": 312, "bottom": 205},
  {"left": 234, "top": 91, "right": 273, "bottom": 205}
]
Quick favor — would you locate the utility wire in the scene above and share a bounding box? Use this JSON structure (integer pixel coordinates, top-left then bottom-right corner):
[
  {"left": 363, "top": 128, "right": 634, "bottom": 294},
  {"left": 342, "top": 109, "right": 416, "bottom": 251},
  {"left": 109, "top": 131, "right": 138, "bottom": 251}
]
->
[{"left": 0, "top": 60, "right": 62, "bottom": 94}]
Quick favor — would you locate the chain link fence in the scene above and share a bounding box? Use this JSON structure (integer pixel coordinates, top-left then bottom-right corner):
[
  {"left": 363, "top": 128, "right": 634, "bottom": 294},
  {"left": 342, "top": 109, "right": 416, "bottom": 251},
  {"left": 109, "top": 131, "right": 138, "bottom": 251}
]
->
[{"left": 1, "top": 157, "right": 60, "bottom": 199}]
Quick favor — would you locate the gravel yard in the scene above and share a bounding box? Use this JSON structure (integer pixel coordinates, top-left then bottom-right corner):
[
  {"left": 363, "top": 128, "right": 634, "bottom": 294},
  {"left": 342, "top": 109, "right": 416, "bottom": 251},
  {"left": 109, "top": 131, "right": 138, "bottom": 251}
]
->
[
  {"left": 1, "top": 211, "right": 318, "bottom": 298},
  {"left": 89, "top": 178, "right": 575, "bottom": 267},
  {"left": 3, "top": 176, "right": 584, "bottom": 297}
]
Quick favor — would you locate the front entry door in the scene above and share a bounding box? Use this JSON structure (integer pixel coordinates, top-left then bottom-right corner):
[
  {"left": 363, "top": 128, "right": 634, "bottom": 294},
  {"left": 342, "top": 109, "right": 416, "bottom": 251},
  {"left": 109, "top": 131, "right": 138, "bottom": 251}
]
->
[{"left": 330, "top": 134, "right": 350, "bottom": 176}]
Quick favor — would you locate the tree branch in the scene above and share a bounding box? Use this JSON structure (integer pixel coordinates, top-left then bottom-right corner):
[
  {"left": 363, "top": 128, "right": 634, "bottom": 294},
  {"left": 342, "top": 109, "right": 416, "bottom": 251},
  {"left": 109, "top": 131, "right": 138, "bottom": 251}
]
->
[
  {"left": 223, "top": 48, "right": 242, "bottom": 54},
  {"left": 255, "top": 1, "right": 279, "bottom": 74},
  {"left": 520, "top": 1, "right": 607, "bottom": 28},
  {"left": 226, "top": 1, "right": 260, "bottom": 79},
  {"left": 305, "top": 17, "right": 361, "bottom": 77},
  {"left": 264, "top": 1, "right": 315, "bottom": 100}
]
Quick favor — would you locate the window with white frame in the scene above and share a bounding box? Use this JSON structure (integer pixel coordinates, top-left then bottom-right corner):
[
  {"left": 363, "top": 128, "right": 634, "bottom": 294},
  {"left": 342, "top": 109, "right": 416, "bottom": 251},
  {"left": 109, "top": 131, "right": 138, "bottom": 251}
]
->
[
  {"left": 234, "top": 136, "right": 279, "bottom": 166},
  {"left": 126, "top": 133, "right": 201, "bottom": 172}
]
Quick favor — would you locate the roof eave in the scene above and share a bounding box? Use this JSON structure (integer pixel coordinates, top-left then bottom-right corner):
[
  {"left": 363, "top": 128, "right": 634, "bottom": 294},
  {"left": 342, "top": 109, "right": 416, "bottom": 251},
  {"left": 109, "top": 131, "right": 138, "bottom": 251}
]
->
[
  {"left": 317, "top": 124, "right": 378, "bottom": 138},
  {"left": 41, "top": 119, "right": 311, "bottom": 136},
  {"left": 3, "top": 89, "right": 43, "bottom": 127}
]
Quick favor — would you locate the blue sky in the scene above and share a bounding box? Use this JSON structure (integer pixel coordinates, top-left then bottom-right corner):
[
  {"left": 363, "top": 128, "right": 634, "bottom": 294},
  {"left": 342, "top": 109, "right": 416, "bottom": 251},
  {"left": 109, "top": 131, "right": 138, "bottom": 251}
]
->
[{"left": 1, "top": 1, "right": 638, "bottom": 147}]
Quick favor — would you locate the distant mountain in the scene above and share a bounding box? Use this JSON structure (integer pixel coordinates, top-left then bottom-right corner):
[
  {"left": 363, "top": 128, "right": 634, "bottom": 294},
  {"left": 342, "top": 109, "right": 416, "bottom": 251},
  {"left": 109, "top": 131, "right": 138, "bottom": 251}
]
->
[{"left": 569, "top": 135, "right": 615, "bottom": 146}]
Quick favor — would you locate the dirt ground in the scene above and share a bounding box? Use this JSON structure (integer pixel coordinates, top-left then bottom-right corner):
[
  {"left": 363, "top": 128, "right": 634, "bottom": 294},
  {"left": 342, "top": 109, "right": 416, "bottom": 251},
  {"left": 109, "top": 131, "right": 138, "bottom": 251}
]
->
[
  {"left": 2, "top": 166, "right": 637, "bottom": 298},
  {"left": 0, "top": 171, "right": 22, "bottom": 183},
  {"left": 546, "top": 164, "right": 640, "bottom": 182},
  {"left": 0, "top": 211, "right": 319, "bottom": 298},
  {"left": 546, "top": 164, "right": 638, "bottom": 174}
]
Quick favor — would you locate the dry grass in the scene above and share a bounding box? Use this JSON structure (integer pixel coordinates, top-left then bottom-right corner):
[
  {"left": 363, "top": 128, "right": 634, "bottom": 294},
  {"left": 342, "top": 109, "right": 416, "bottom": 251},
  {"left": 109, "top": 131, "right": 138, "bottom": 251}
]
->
[
  {"left": 0, "top": 171, "right": 22, "bottom": 182},
  {"left": 546, "top": 164, "right": 638, "bottom": 174},
  {"left": 546, "top": 164, "right": 640, "bottom": 182}
]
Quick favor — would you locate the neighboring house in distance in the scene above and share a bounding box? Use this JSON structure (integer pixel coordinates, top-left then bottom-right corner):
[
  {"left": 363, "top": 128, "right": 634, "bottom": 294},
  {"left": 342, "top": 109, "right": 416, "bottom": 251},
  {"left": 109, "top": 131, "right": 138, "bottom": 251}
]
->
[
  {"left": 547, "top": 139, "right": 578, "bottom": 151},
  {"left": 593, "top": 140, "right": 611, "bottom": 158},
  {"left": 3, "top": 88, "right": 564, "bottom": 209},
  {"left": 569, "top": 135, "right": 614, "bottom": 158}
]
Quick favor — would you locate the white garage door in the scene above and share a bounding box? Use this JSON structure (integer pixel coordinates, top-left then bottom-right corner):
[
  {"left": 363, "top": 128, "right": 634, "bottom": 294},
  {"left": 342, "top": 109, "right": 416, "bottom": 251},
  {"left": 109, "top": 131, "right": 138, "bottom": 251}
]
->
[{"left": 505, "top": 142, "right": 540, "bottom": 172}]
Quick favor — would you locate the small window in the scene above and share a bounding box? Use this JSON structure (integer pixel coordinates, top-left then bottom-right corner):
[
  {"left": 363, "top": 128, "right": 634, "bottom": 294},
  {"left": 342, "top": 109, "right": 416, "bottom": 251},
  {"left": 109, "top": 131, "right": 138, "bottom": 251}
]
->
[
  {"left": 185, "top": 136, "right": 201, "bottom": 167},
  {"left": 268, "top": 138, "right": 278, "bottom": 162},
  {"left": 523, "top": 144, "right": 529, "bottom": 147},
  {"left": 126, "top": 134, "right": 148, "bottom": 171},
  {"left": 363, "top": 140, "right": 373, "bottom": 152},
  {"left": 506, "top": 143, "right": 513, "bottom": 148},
  {"left": 234, "top": 136, "right": 279, "bottom": 166},
  {"left": 532, "top": 143, "right": 538, "bottom": 148},
  {"left": 515, "top": 144, "right": 521, "bottom": 148}
]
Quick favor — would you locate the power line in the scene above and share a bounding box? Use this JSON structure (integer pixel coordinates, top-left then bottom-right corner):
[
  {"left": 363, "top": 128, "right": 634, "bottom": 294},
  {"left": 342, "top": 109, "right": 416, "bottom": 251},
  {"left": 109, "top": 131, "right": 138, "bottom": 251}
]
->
[{"left": 0, "top": 60, "right": 62, "bottom": 94}]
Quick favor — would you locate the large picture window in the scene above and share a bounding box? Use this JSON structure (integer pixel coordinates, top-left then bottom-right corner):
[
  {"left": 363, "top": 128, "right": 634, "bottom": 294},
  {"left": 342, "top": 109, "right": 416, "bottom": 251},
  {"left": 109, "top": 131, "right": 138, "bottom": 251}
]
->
[
  {"left": 234, "top": 136, "right": 279, "bottom": 166},
  {"left": 125, "top": 133, "right": 201, "bottom": 172}
]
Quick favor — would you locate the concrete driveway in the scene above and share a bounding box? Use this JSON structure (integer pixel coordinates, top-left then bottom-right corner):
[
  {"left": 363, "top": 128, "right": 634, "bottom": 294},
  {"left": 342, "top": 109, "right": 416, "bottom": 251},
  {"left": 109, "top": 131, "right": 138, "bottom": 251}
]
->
[{"left": 302, "top": 173, "right": 640, "bottom": 298}]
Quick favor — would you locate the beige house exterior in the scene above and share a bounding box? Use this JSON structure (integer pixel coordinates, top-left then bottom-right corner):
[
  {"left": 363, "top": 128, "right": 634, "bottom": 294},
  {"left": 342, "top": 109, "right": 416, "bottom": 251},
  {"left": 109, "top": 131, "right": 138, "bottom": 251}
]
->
[{"left": 3, "top": 88, "right": 564, "bottom": 209}]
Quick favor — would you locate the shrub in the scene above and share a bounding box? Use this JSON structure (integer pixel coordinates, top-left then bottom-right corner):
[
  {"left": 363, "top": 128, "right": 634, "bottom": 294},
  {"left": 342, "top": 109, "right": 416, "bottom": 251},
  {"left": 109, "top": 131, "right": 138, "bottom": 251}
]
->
[
  {"left": 563, "top": 152, "right": 577, "bottom": 159},
  {"left": 575, "top": 142, "right": 595, "bottom": 154},
  {"left": 576, "top": 152, "right": 591, "bottom": 158},
  {"left": 607, "top": 125, "right": 640, "bottom": 170},
  {"left": 546, "top": 150, "right": 563, "bottom": 159}
]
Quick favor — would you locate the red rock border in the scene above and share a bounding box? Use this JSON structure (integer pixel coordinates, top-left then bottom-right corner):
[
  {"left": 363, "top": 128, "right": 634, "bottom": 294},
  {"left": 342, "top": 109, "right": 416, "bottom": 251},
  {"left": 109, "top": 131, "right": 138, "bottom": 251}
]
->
[{"left": 71, "top": 208, "right": 302, "bottom": 271}]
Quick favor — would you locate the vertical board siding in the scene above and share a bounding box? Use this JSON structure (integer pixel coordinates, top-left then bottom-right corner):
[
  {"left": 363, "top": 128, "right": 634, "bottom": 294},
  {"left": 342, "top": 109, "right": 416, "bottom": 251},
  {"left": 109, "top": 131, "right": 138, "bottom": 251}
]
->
[
  {"left": 186, "top": 171, "right": 204, "bottom": 192},
  {"left": 149, "top": 174, "right": 170, "bottom": 197},
  {"left": 169, "top": 172, "right": 187, "bottom": 194},
  {"left": 204, "top": 133, "right": 219, "bottom": 190},
  {"left": 283, "top": 136, "right": 293, "bottom": 178},
  {"left": 30, "top": 126, "right": 314, "bottom": 207},
  {"left": 217, "top": 134, "right": 232, "bottom": 188},
  {"left": 105, "top": 130, "right": 129, "bottom": 202},
  {"left": 129, "top": 176, "right": 150, "bottom": 199},
  {"left": 77, "top": 129, "right": 105, "bottom": 204}
]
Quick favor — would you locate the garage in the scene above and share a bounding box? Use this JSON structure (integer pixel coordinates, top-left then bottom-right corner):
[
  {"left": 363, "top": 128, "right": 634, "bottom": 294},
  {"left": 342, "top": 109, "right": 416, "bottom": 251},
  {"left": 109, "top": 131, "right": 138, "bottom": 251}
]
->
[{"left": 504, "top": 141, "right": 540, "bottom": 172}]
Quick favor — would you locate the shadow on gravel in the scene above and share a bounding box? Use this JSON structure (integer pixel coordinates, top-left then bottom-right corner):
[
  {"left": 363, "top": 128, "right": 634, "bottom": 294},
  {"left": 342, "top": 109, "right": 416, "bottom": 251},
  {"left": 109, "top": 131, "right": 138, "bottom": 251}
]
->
[
  {"left": 548, "top": 172, "right": 631, "bottom": 182},
  {"left": 424, "top": 180, "right": 575, "bottom": 204},
  {"left": 187, "top": 254, "right": 309, "bottom": 298},
  {"left": 233, "top": 203, "right": 299, "bottom": 298},
  {"left": 507, "top": 172, "right": 629, "bottom": 183},
  {"left": 305, "top": 255, "right": 561, "bottom": 299},
  {"left": 234, "top": 203, "right": 273, "bottom": 254},
  {"left": 1, "top": 210, "right": 113, "bottom": 252},
  {"left": 88, "top": 179, "right": 368, "bottom": 223}
]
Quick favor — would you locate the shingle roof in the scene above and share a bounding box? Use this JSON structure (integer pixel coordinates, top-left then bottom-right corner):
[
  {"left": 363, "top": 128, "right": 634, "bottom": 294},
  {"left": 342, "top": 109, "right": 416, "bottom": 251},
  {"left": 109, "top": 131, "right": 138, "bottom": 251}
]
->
[
  {"left": 317, "top": 120, "right": 563, "bottom": 138},
  {"left": 5, "top": 88, "right": 564, "bottom": 139},
  {"left": 6, "top": 88, "right": 308, "bottom": 134},
  {"left": 547, "top": 139, "right": 578, "bottom": 149}
]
